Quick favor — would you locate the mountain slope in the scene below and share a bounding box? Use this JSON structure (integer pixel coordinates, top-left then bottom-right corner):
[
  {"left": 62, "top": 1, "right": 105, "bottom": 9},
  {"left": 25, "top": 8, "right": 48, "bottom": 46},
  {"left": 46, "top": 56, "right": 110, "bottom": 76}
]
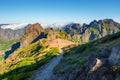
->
[
  {"left": 30, "top": 49, "right": 63, "bottom": 80},
  {"left": 53, "top": 31, "right": 120, "bottom": 80},
  {"left": 0, "top": 39, "right": 76, "bottom": 80},
  {"left": 0, "top": 39, "right": 18, "bottom": 61},
  {"left": 0, "top": 23, "right": 76, "bottom": 80}
]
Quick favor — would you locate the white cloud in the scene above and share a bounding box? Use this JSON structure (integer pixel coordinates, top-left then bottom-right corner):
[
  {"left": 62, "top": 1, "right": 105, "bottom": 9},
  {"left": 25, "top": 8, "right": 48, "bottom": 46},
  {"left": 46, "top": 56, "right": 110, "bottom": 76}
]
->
[{"left": 0, "top": 23, "right": 29, "bottom": 30}]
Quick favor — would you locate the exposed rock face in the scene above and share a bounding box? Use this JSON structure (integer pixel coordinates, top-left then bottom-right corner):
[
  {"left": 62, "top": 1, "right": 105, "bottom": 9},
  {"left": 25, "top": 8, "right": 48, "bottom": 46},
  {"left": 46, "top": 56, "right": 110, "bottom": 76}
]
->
[
  {"left": 89, "top": 58, "right": 102, "bottom": 73},
  {"left": 20, "top": 23, "right": 44, "bottom": 47},
  {"left": 109, "top": 45, "right": 120, "bottom": 65},
  {"left": 63, "top": 23, "right": 83, "bottom": 36}
]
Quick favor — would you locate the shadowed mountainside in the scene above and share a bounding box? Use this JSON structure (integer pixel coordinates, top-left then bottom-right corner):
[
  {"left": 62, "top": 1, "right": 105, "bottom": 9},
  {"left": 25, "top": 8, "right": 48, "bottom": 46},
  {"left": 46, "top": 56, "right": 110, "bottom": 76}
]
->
[{"left": 4, "top": 42, "right": 20, "bottom": 59}]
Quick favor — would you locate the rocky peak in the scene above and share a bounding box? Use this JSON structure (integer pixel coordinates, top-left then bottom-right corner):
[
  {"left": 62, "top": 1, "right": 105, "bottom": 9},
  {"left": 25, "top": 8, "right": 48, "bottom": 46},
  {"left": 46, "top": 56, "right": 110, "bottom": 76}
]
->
[
  {"left": 63, "top": 23, "right": 84, "bottom": 36},
  {"left": 88, "top": 19, "right": 120, "bottom": 38},
  {"left": 82, "top": 23, "right": 87, "bottom": 27},
  {"left": 89, "top": 20, "right": 101, "bottom": 30},
  {"left": 71, "top": 23, "right": 81, "bottom": 30},
  {"left": 98, "top": 19, "right": 114, "bottom": 26},
  {"left": 89, "top": 19, "right": 120, "bottom": 27},
  {"left": 24, "top": 23, "right": 43, "bottom": 35},
  {"left": 20, "top": 23, "right": 44, "bottom": 47}
]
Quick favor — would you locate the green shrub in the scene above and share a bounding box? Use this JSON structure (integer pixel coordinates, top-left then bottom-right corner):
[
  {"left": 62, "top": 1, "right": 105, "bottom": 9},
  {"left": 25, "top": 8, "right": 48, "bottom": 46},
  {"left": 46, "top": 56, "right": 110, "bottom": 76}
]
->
[
  {"left": 0, "top": 55, "right": 4, "bottom": 61},
  {"left": 88, "top": 27, "right": 99, "bottom": 35},
  {"left": 57, "top": 30, "right": 69, "bottom": 39},
  {"left": 0, "top": 47, "right": 60, "bottom": 80},
  {"left": 102, "top": 24, "right": 119, "bottom": 31},
  {"left": 0, "top": 39, "right": 18, "bottom": 50},
  {"left": 1, "top": 71, "right": 33, "bottom": 80}
]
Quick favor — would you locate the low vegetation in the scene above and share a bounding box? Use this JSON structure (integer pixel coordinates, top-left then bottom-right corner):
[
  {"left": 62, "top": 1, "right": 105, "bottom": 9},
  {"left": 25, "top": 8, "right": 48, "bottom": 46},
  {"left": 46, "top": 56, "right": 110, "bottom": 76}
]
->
[
  {"left": 0, "top": 39, "right": 18, "bottom": 50},
  {"left": 0, "top": 54, "right": 4, "bottom": 61},
  {"left": 0, "top": 40, "right": 60, "bottom": 80},
  {"left": 88, "top": 27, "right": 99, "bottom": 35},
  {"left": 57, "top": 30, "right": 69, "bottom": 39},
  {"left": 102, "top": 24, "right": 119, "bottom": 31},
  {"left": 54, "top": 31, "right": 120, "bottom": 78}
]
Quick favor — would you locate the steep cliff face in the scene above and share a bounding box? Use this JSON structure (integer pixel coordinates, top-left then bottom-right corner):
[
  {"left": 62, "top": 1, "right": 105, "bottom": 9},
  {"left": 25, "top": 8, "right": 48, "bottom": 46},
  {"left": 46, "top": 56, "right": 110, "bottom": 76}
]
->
[{"left": 20, "top": 23, "right": 44, "bottom": 47}]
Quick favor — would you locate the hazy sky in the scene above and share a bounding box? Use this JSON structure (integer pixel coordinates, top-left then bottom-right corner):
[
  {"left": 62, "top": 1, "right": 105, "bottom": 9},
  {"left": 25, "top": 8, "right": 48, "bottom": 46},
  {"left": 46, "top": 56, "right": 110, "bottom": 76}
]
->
[{"left": 0, "top": 0, "right": 120, "bottom": 24}]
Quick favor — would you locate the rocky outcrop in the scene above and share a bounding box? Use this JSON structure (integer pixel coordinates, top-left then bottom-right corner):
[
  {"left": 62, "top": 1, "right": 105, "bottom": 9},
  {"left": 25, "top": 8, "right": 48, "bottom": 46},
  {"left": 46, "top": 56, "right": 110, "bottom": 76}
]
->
[
  {"left": 89, "top": 58, "right": 102, "bottom": 73},
  {"left": 109, "top": 45, "right": 120, "bottom": 65}
]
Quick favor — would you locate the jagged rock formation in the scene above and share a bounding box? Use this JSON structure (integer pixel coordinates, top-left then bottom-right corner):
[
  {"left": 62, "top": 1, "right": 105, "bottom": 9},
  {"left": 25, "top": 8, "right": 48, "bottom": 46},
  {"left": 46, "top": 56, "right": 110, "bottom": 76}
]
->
[
  {"left": 63, "top": 19, "right": 120, "bottom": 43},
  {"left": 63, "top": 23, "right": 83, "bottom": 35}
]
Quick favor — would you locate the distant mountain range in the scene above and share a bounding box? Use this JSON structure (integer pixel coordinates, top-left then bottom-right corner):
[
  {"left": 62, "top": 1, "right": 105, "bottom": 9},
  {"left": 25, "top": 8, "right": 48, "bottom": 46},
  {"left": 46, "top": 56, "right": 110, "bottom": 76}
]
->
[
  {"left": 0, "top": 24, "right": 31, "bottom": 39},
  {"left": 2, "top": 19, "right": 120, "bottom": 59},
  {"left": 0, "top": 19, "right": 120, "bottom": 42}
]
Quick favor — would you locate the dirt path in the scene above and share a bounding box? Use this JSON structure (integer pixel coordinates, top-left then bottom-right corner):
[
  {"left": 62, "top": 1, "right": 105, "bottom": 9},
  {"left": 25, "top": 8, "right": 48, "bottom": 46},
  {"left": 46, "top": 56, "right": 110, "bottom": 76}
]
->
[
  {"left": 30, "top": 39, "right": 75, "bottom": 80},
  {"left": 30, "top": 49, "right": 63, "bottom": 80}
]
